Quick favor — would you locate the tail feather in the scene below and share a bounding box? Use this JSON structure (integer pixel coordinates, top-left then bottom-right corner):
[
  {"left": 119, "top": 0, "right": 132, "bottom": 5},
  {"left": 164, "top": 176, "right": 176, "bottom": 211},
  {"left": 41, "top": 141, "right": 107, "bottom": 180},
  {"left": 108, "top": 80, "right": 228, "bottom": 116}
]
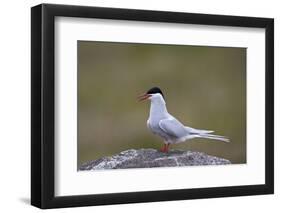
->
[
  {"left": 185, "top": 126, "right": 214, "bottom": 134},
  {"left": 198, "top": 130, "right": 214, "bottom": 134},
  {"left": 198, "top": 133, "right": 230, "bottom": 143}
]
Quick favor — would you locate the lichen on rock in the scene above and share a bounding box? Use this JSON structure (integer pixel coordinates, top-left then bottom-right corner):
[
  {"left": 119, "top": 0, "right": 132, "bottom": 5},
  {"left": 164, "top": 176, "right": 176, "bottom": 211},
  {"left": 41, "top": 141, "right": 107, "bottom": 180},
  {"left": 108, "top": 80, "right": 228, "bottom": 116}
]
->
[{"left": 79, "top": 149, "right": 231, "bottom": 171}]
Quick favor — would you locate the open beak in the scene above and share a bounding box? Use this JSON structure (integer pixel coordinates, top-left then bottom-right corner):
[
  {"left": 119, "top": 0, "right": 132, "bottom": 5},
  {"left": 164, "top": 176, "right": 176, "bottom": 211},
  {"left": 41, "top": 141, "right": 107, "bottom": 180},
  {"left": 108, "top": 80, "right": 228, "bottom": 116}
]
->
[{"left": 137, "top": 93, "right": 151, "bottom": 102}]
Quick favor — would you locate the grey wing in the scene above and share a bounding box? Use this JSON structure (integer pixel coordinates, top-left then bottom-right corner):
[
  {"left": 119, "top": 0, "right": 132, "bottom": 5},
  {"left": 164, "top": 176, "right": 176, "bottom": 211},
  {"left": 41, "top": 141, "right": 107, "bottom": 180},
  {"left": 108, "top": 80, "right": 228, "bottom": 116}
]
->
[{"left": 158, "top": 118, "right": 188, "bottom": 138}]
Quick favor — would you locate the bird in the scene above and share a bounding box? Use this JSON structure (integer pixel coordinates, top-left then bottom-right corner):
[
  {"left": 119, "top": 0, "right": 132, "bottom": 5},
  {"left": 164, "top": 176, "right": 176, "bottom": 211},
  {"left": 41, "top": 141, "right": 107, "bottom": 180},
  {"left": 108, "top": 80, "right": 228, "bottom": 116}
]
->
[{"left": 138, "top": 87, "right": 230, "bottom": 152}]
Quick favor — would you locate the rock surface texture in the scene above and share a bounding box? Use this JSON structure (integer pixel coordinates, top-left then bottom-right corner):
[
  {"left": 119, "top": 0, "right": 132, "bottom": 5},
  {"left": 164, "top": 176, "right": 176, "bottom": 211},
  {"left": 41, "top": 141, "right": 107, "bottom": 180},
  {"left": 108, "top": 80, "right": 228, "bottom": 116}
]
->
[{"left": 79, "top": 149, "right": 231, "bottom": 171}]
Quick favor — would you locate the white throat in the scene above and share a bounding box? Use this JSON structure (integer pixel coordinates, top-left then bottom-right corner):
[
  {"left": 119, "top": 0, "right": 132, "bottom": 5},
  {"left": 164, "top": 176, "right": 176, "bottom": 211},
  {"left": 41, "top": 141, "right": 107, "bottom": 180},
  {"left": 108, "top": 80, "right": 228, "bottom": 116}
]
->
[{"left": 149, "top": 94, "right": 168, "bottom": 119}]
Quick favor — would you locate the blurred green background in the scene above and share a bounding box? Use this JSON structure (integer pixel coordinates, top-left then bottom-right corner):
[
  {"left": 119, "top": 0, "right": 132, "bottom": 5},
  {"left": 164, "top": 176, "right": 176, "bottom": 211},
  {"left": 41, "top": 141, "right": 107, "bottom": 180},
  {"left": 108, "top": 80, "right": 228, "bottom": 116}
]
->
[{"left": 78, "top": 41, "right": 246, "bottom": 168}]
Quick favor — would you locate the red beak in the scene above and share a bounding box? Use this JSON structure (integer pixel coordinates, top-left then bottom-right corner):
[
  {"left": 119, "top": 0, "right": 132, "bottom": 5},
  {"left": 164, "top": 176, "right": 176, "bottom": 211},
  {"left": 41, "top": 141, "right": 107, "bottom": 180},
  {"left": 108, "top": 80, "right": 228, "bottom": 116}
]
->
[{"left": 137, "top": 93, "right": 151, "bottom": 102}]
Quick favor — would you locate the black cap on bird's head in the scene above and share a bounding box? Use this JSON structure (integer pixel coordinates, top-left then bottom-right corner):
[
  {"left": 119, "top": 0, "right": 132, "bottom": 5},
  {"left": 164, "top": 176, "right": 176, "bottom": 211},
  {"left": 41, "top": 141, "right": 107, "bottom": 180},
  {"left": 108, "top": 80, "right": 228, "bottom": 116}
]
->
[
  {"left": 146, "top": 87, "right": 164, "bottom": 98},
  {"left": 138, "top": 87, "right": 164, "bottom": 102}
]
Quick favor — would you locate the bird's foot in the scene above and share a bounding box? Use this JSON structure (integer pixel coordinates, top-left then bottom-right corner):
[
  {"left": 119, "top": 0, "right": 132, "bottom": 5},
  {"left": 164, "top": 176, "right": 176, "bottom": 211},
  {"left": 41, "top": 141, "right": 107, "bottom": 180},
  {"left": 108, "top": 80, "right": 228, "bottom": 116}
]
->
[
  {"left": 160, "top": 146, "right": 167, "bottom": 153},
  {"left": 160, "top": 144, "right": 170, "bottom": 153}
]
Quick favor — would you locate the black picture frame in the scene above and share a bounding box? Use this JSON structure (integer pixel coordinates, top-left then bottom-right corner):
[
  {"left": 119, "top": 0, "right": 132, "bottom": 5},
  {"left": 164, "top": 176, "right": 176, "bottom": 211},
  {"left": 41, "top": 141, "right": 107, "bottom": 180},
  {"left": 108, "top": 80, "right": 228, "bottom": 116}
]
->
[{"left": 31, "top": 3, "right": 274, "bottom": 209}]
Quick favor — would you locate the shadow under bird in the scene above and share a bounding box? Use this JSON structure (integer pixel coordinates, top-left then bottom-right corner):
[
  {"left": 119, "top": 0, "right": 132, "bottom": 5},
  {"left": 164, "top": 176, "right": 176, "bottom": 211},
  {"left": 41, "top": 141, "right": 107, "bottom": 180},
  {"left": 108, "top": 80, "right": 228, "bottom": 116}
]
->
[{"left": 138, "top": 87, "right": 230, "bottom": 152}]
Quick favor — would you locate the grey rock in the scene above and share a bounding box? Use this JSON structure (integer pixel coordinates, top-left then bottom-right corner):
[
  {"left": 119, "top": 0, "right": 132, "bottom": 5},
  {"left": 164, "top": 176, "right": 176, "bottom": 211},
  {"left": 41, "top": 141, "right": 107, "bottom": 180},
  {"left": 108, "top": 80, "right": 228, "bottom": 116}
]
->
[{"left": 79, "top": 149, "right": 231, "bottom": 171}]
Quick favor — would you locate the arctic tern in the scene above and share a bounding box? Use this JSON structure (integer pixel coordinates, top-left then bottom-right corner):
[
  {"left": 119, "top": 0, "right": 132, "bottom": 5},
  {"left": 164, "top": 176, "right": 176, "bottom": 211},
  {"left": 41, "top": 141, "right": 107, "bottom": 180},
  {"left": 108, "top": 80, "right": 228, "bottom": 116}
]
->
[{"left": 138, "top": 87, "right": 229, "bottom": 152}]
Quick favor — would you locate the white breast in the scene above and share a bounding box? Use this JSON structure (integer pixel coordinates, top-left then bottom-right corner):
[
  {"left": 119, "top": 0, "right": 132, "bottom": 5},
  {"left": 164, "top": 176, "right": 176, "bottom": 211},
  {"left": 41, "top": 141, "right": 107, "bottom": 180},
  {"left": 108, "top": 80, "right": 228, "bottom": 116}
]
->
[{"left": 146, "top": 94, "right": 172, "bottom": 141}]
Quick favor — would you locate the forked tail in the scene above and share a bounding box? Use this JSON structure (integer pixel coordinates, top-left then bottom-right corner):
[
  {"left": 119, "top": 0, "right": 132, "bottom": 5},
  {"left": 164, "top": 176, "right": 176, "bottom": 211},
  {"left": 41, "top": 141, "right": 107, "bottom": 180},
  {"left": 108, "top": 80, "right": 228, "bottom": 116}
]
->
[{"left": 198, "top": 133, "right": 230, "bottom": 143}]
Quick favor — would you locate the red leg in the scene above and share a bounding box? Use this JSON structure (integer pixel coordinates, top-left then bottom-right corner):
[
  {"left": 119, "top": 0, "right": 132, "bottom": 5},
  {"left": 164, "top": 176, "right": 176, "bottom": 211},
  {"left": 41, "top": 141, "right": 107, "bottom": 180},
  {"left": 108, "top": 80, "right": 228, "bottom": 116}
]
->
[
  {"left": 160, "top": 144, "right": 167, "bottom": 152},
  {"left": 165, "top": 143, "right": 170, "bottom": 152},
  {"left": 160, "top": 144, "right": 170, "bottom": 153}
]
